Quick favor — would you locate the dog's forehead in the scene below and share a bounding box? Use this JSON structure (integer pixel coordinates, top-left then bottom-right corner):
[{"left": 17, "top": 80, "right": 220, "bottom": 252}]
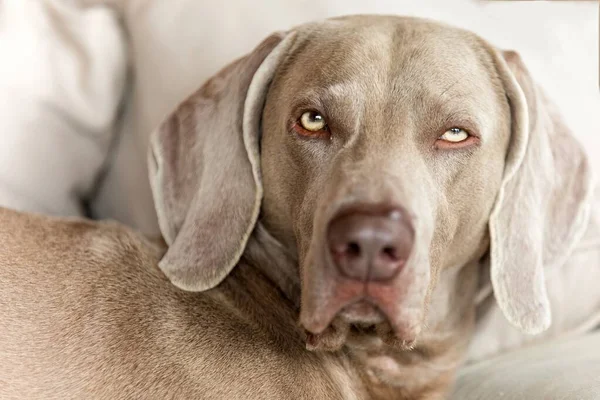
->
[{"left": 287, "top": 16, "right": 495, "bottom": 99}]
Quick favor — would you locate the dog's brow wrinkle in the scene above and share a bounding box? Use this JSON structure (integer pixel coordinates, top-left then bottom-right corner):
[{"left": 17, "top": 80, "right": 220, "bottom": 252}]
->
[
  {"left": 438, "top": 76, "right": 463, "bottom": 99},
  {"left": 324, "top": 82, "right": 360, "bottom": 98}
]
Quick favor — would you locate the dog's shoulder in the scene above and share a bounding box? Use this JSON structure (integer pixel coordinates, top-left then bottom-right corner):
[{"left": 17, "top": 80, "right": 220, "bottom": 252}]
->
[{"left": 0, "top": 207, "right": 165, "bottom": 267}]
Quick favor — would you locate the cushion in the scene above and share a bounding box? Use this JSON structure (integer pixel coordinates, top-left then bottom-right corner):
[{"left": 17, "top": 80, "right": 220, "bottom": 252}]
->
[
  {"left": 452, "top": 332, "right": 600, "bottom": 400},
  {"left": 0, "top": 0, "right": 126, "bottom": 216}
]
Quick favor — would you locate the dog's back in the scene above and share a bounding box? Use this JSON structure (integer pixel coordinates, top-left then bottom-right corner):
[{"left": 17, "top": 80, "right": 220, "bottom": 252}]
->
[{"left": 0, "top": 208, "right": 359, "bottom": 399}]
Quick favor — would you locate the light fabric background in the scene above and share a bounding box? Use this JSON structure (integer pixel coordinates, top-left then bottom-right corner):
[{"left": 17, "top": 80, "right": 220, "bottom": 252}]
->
[
  {"left": 452, "top": 331, "right": 600, "bottom": 399},
  {"left": 0, "top": 0, "right": 126, "bottom": 216}
]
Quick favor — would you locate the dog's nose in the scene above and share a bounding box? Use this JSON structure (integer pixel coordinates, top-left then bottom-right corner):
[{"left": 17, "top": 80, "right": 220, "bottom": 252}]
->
[{"left": 327, "top": 209, "right": 413, "bottom": 281}]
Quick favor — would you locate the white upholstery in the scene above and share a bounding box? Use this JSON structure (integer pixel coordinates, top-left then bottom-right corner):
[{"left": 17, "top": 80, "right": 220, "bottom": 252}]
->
[
  {"left": 452, "top": 332, "right": 600, "bottom": 400},
  {"left": 0, "top": 0, "right": 126, "bottom": 216}
]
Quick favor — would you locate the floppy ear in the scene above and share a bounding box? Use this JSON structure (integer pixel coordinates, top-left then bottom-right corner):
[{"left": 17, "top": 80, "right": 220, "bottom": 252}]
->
[
  {"left": 488, "top": 49, "right": 594, "bottom": 334},
  {"left": 148, "top": 32, "right": 295, "bottom": 291}
]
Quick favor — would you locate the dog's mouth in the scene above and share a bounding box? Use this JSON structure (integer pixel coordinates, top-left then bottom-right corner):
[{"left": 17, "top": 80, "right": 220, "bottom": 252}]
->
[{"left": 300, "top": 278, "right": 422, "bottom": 352}]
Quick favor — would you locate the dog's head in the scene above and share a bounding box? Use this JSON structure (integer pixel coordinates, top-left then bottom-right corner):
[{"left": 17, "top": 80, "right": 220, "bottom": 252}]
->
[{"left": 149, "top": 16, "right": 593, "bottom": 354}]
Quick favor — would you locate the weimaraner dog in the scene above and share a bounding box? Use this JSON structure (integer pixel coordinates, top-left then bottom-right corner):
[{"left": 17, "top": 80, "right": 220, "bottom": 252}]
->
[{"left": 1, "top": 15, "right": 598, "bottom": 400}]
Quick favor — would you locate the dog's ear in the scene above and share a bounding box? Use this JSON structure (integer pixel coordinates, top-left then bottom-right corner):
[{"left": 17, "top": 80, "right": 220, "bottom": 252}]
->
[
  {"left": 148, "top": 32, "right": 295, "bottom": 291},
  {"left": 488, "top": 49, "right": 594, "bottom": 334}
]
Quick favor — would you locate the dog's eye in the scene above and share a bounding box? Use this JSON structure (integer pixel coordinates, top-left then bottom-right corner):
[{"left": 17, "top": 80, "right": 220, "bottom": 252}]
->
[
  {"left": 439, "top": 127, "right": 469, "bottom": 143},
  {"left": 299, "top": 111, "right": 327, "bottom": 132}
]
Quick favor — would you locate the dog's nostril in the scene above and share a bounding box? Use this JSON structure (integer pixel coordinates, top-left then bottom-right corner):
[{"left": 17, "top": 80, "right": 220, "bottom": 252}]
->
[
  {"left": 347, "top": 242, "right": 361, "bottom": 257},
  {"left": 381, "top": 246, "right": 398, "bottom": 261}
]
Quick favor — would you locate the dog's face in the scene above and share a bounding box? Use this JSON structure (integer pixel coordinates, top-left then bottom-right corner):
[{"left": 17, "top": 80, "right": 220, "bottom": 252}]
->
[
  {"left": 260, "top": 17, "right": 509, "bottom": 346},
  {"left": 149, "top": 14, "right": 592, "bottom": 369}
]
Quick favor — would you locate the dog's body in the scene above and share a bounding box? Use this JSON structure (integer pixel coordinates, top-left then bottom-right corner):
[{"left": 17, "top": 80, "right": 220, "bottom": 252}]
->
[
  {"left": 0, "top": 208, "right": 456, "bottom": 399},
  {"left": 0, "top": 209, "right": 339, "bottom": 399},
  {"left": 1, "top": 15, "right": 598, "bottom": 399}
]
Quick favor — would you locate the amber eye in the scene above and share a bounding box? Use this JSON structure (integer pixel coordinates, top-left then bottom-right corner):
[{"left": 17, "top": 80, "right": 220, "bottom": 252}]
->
[
  {"left": 299, "top": 111, "right": 327, "bottom": 132},
  {"left": 439, "top": 127, "right": 469, "bottom": 143}
]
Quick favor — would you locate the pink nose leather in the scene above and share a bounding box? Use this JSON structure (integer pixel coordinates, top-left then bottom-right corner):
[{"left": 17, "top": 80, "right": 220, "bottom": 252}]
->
[{"left": 328, "top": 209, "right": 414, "bottom": 281}]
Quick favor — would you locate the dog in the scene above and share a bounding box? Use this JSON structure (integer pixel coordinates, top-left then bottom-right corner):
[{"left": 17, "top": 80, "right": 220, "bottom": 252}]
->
[{"left": 0, "top": 15, "right": 597, "bottom": 399}]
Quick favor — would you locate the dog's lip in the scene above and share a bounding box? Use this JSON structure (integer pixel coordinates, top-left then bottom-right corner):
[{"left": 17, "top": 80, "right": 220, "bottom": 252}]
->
[
  {"left": 301, "top": 281, "right": 402, "bottom": 333},
  {"left": 300, "top": 279, "right": 365, "bottom": 334},
  {"left": 300, "top": 275, "right": 422, "bottom": 348},
  {"left": 301, "top": 296, "right": 388, "bottom": 335}
]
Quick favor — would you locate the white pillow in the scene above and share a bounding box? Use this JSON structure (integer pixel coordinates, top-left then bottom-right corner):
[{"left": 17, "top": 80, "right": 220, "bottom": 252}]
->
[{"left": 0, "top": 0, "right": 126, "bottom": 216}]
